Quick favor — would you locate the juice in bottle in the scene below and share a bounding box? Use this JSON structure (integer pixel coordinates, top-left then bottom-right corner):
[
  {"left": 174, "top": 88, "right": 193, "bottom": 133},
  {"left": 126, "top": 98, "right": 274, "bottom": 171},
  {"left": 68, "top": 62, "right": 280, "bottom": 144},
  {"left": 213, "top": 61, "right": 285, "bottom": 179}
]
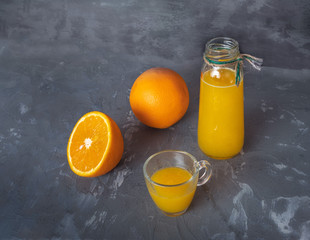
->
[
  {"left": 198, "top": 68, "right": 244, "bottom": 159},
  {"left": 149, "top": 167, "right": 196, "bottom": 214},
  {"left": 198, "top": 37, "right": 245, "bottom": 159}
]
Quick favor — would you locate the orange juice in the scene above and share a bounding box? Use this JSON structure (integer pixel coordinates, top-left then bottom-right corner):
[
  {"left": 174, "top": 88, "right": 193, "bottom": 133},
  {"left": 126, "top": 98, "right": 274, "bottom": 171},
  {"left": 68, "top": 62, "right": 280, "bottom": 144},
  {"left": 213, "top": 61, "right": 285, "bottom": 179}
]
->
[
  {"left": 198, "top": 68, "right": 244, "bottom": 159},
  {"left": 148, "top": 167, "right": 196, "bottom": 214}
]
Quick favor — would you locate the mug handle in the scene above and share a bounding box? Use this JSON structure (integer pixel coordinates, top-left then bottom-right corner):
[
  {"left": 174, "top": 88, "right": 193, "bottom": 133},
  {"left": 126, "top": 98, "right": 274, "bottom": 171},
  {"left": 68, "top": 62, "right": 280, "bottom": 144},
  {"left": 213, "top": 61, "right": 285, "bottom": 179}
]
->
[{"left": 196, "top": 160, "right": 212, "bottom": 186}]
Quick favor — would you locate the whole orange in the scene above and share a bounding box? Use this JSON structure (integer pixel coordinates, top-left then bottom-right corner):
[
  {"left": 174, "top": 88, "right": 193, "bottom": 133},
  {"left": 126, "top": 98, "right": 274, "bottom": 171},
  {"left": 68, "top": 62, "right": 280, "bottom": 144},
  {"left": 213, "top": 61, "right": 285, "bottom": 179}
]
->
[{"left": 129, "top": 68, "right": 189, "bottom": 129}]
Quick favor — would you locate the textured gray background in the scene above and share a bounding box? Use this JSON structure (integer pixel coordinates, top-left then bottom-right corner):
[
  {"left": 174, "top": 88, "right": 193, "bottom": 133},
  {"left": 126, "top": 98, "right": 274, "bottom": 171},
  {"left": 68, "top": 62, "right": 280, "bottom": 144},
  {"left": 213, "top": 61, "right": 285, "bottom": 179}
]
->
[{"left": 0, "top": 0, "right": 310, "bottom": 239}]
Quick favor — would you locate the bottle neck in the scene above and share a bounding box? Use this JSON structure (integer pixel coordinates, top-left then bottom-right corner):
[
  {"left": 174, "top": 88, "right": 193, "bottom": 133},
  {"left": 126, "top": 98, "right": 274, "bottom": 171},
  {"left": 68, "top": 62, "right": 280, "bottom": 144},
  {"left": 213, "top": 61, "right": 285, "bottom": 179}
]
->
[{"left": 204, "top": 37, "right": 240, "bottom": 62}]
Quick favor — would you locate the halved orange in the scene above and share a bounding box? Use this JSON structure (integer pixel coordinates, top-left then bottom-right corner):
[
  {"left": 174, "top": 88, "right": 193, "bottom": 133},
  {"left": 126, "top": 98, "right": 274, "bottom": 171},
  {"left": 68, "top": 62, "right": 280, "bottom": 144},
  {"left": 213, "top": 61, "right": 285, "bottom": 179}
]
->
[{"left": 67, "top": 111, "right": 124, "bottom": 177}]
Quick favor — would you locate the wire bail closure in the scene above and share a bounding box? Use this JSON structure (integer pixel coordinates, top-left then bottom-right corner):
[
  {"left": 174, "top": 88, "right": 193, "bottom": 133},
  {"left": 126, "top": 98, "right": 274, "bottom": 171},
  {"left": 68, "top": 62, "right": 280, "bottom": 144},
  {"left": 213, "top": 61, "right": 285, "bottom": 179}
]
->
[{"left": 204, "top": 54, "right": 263, "bottom": 86}]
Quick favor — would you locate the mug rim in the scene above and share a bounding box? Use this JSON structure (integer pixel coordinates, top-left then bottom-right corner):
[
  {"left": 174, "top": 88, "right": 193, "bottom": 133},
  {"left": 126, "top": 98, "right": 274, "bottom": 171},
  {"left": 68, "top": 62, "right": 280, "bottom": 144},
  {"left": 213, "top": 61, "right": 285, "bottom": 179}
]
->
[{"left": 143, "top": 150, "right": 200, "bottom": 188}]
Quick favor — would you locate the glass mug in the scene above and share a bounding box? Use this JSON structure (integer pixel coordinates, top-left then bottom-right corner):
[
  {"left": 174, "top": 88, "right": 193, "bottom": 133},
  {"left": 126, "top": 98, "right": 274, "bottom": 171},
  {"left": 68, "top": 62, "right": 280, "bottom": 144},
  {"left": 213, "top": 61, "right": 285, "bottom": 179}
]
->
[
  {"left": 143, "top": 150, "right": 212, "bottom": 217},
  {"left": 198, "top": 37, "right": 244, "bottom": 159}
]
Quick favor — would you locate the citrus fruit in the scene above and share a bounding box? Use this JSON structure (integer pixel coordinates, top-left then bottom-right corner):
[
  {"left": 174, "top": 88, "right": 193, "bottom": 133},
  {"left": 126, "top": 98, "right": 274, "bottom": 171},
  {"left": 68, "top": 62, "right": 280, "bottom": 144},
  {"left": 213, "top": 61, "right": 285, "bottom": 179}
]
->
[
  {"left": 129, "top": 67, "right": 189, "bottom": 129},
  {"left": 67, "top": 111, "right": 124, "bottom": 177}
]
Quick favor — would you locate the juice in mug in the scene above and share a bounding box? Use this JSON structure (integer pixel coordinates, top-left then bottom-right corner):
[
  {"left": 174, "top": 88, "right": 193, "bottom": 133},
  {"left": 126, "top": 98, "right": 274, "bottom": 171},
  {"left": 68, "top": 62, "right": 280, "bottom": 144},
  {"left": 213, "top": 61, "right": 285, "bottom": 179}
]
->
[
  {"left": 198, "top": 37, "right": 244, "bottom": 159},
  {"left": 149, "top": 167, "right": 196, "bottom": 214},
  {"left": 143, "top": 150, "right": 212, "bottom": 216},
  {"left": 198, "top": 68, "right": 244, "bottom": 159}
]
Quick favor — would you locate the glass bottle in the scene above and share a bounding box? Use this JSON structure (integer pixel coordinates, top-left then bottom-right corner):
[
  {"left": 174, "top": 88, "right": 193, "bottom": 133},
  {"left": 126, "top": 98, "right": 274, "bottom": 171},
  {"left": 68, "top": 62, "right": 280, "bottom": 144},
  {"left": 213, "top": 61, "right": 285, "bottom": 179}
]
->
[{"left": 198, "top": 37, "right": 244, "bottom": 159}]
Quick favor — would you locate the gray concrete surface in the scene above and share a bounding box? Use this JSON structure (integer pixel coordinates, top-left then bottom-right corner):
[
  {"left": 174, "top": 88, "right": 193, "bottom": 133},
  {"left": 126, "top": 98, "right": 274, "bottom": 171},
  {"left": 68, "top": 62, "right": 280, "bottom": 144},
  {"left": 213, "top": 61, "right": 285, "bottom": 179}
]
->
[{"left": 0, "top": 0, "right": 310, "bottom": 239}]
